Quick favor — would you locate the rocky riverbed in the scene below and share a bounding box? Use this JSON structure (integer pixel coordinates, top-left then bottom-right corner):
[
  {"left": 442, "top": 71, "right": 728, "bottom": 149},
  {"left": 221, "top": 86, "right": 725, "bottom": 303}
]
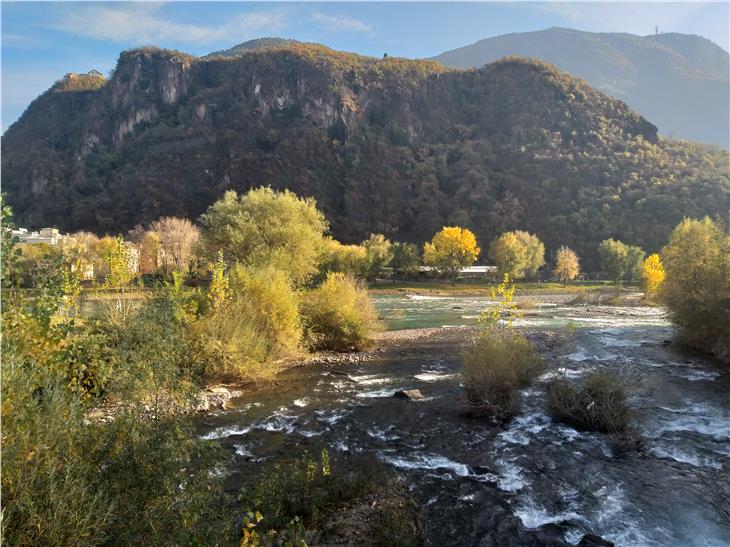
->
[{"left": 196, "top": 300, "right": 730, "bottom": 546}]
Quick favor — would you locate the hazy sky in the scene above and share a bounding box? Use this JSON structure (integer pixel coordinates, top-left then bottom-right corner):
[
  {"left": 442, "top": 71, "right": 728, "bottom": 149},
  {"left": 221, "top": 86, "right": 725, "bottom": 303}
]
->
[{"left": 2, "top": 1, "right": 728, "bottom": 129}]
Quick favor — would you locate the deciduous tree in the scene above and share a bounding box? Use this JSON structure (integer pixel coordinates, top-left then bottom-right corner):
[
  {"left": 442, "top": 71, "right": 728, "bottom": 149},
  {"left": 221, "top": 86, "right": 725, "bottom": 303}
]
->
[
  {"left": 423, "top": 226, "right": 480, "bottom": 281},
  {"left": 488, "top": 231, "right": 545, "bottom": 279},
  {"left": 661, "top": 217, "right": 729, "bottom": 362},
  {"left": 149, "top": 217, "right": 200, "bottom": 273},
  {"left": 362, "top": 233, "right": 392, "bottom": 284},
  {"left": 641, "top": 253, "right": 664, "bottom": 299},
  {"left": 554, "top": 246, "right": 580, "bottom": 286},
  {"left": 391, "top": 242, "right": 421, "bottom": 282},
  {"left": 199, "top": 188, "right": 328, "bottom": 285}
]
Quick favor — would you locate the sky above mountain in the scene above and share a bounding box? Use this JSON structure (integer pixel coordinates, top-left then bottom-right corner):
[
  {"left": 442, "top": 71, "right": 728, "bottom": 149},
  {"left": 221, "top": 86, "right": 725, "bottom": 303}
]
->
[{"left": 2, "top": 1, "right": 728, "bottom": 130}]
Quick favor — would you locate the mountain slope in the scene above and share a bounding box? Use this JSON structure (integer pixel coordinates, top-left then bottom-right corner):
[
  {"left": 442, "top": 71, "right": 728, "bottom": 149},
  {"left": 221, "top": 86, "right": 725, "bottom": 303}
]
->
[
  {"left": 433, "top": 27, "right": 730, "bottom": 147},
  {"left": 2, "top": 43, "right": 728, "bottom": 268}
]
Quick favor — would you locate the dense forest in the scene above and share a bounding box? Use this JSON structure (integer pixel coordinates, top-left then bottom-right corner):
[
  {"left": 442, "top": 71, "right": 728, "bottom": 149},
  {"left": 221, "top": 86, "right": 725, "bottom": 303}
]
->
[{"left": 2, "top": 42, "right": 728, "bottom": 268}]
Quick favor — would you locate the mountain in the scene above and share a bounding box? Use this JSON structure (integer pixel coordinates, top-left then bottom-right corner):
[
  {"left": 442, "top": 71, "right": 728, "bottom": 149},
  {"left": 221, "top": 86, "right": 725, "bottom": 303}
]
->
[
  {"left": 433, "top": 27, "right": 730, "bottom": 147},
  {"left": 2, "top": 42, "right": 728, "bottom": 268},
  {"left": 205, "top": 37, "right": 312, "bottom": 58}
]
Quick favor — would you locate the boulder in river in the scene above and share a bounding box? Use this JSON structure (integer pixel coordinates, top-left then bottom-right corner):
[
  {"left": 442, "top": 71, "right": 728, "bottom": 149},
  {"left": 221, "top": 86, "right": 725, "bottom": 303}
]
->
[{"left": 394, "top": 389, "right": 424, "bottom": 400}]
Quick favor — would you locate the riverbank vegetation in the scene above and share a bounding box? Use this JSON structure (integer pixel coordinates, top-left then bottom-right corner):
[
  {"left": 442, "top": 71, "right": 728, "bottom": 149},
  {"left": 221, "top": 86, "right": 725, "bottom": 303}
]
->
[
  {"left": 242, "top": 450, "right": 423, "bottom": 545},
  {"left": 660, "top": 217, "right": 730, "bottom": 363},
  {"left": 1, "top": 189, "right": 386, "bottom": 544}
]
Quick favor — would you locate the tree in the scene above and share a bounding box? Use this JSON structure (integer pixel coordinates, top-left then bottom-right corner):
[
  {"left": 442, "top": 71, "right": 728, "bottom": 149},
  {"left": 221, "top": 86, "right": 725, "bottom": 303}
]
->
[
  {"left": 1, "top": 198, "right": 22, "bottom": 287},
  {"left": 598, "top": 239, "right": 628, "bottom": 284},
  {"left": 138, "top": 231, "right": 161, "bottom": 274},
  {"left": 554, "top": 246, "right": 580, "bottom": 286},
  {"left": 362, "top": 233, "right": 392, "bottom": 284},
  {"left": 149, "top": 217, "right": 199, "bottom": 273},
  {"left": 488, "top": 231, "right": 545, "bottom": 279},
  {"left": 624, "top": 245, "right": 645, "bottom": 283},
  {"left": 391, "top": 242, "right": 421, "bottom": 282},
  {"left": 101, "top": 235, "right": 134, "bottom": 289},
  {"left": 516, "top": 231, "right": 545, "bottom": 277},
  {"left": 423, "top": 226, "right": 480, "bottom": 281},
  {"left": 199, "top": 188, "right": 328, "bottom": 285},
  {"left": 661, "top": 217, "right": 729, "bottom": 362},
  {"left": 319, "top": 237, "right": 367, "bottom": 278},
  {"left": 641, "top": 253, "right": 664, "bottom": 299}
]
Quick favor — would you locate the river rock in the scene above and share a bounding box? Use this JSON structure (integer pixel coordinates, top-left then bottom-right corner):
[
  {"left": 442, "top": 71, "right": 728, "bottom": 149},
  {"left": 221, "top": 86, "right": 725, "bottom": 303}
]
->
[
  {"left": 394, "top": 389, "right": 424, "bottom": 400},
  {"left": 578, "top": 533, "right": 614, "bottom": 546},
  {"left": 196, "top": 386, "right": 243, "bottom": 412}
]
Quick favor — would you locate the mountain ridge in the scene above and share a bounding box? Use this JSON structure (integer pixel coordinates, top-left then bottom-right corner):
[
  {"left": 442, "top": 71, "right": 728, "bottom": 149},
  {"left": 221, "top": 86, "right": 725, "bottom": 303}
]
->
[{"left": 432, "top": 27, "right": 729, "bottom": 147}]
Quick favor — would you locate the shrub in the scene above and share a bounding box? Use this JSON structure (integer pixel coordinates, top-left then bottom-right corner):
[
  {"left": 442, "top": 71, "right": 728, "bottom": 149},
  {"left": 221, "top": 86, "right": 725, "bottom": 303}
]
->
[
  {"left": 1, "top": 305, "right": 232, "bottom": 545},
  {"left": 547, "top": 371, "right": 631, "bottom": 433},
  {"left": 242, "top": 450, "right": 423, "bottom": 545},
  {"left": 229, "top": 265, "right": 303, "bottom": 356},
  {"left": 460, "top": 326, "right": 543, "bottom": 421},
  {"left": 661, "top": 217, "right": 730, "bottom": 363},
  {"left": 191, "top": 265, "right": 302, "bottom": 382},
  {"left": 301, "top": 272, "right": 380, "bottom": 351}
]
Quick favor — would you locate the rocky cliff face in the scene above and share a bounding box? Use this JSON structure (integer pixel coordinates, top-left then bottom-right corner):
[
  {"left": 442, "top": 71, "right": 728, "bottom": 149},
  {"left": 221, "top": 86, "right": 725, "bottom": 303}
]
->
[{"left": 2, "top": 43, "right": 727, "bottom": 267}]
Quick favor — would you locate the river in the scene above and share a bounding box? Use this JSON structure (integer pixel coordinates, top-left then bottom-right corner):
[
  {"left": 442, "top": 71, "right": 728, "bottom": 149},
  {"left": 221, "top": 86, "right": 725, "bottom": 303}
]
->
[{"left": 196, "top": 294, "right": 730, "bottom": 546}]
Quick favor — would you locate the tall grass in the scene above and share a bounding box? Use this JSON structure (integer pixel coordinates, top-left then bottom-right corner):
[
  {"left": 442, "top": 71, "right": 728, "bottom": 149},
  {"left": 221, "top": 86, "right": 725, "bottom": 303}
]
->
[{"left": 460, "top": 326, "right": 543, "bottom": 421}]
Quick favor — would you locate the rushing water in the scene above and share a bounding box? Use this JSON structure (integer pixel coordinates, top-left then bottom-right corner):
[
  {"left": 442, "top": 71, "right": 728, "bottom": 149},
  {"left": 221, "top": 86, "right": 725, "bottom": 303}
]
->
[{"left": 197, "top": 295, "right": 730, "bottom": 546}]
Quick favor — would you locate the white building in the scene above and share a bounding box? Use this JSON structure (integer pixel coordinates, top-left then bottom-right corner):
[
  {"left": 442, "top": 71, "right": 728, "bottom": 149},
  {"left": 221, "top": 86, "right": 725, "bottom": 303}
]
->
[{"left": 11, "top": 227, "right": 72, "bottom": 246}]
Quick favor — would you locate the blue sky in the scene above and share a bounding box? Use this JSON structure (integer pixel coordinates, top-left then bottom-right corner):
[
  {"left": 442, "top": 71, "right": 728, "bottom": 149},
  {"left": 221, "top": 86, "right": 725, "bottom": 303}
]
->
[{"left": 2, "top": 1, "right": 728, "bottom": 129}]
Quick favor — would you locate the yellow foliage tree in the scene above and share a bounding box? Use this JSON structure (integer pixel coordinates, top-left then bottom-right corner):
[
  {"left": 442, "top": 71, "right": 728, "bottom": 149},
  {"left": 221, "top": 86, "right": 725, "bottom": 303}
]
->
[
  {"left": 423, "top": 226, "right": 480, "bottom": 281},
  {"left": 641, "top": 253, "right": 665, "bottom": 299},
  {"left": 554, "top": 246, "right": 580, "bottom": 286}
]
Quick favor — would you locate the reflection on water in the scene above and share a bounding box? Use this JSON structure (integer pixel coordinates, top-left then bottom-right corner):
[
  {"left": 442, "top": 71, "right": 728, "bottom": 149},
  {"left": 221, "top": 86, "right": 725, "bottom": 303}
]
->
[{"left": 196, "top": 296, "right": 730, "bottom": 546}]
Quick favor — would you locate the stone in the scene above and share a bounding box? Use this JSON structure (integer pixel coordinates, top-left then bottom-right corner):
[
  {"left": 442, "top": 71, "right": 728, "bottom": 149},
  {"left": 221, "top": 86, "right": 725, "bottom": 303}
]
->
[{"left": 393, "top": 389, "right": 424, "bottom": 401}]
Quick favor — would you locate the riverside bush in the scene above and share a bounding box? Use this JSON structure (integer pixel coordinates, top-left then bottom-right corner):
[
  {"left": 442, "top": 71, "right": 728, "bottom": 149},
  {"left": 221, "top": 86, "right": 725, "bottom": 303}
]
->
[
  {"left": 547, "top": 371, "right": 631, "bottom": 433},
  {"left": 1, "top": 300, "right": 233, "bottom": 545},
  {"left": 191, "top": 265, "right": 302, "bottom": 381},
  {"left": 460, "top": 326, "right": 543, "bottom": 421},
  {"left": 661, "top": 217, "right": 730, "bottom": 363},
  {"left": 301, "top": 272, "right": 380, "bottom": 351}
]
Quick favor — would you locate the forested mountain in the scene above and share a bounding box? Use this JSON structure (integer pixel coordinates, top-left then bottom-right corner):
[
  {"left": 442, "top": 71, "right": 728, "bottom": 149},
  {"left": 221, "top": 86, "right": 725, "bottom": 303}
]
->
[
  {"left": 2, "top": 42, "right": 728, "bottom": 268},
  {"left": 433, "top": 27, "right": 730, "bottom": 147}
]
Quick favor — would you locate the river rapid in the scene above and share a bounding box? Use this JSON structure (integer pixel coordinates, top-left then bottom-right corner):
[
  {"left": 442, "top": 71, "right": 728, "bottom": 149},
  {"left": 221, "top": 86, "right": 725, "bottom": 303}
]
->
[{"left": 196, "top": 295, "right": 730, "bottom": 546}]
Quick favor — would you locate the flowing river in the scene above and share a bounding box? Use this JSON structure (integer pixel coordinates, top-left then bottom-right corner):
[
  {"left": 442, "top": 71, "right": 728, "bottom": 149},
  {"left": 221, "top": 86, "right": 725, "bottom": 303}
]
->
[{"left": 196, "top": 295, "right": 730, "bottom": 546}]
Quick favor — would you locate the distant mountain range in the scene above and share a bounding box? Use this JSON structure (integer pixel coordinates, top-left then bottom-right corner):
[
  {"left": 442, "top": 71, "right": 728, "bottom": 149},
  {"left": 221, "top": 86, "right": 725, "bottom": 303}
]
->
[
  {"left": 433, "top": 27, "right": 729, "bottom": 147},
  {"left": 2, "top": 40, "right": 728, "bottom": 268}
]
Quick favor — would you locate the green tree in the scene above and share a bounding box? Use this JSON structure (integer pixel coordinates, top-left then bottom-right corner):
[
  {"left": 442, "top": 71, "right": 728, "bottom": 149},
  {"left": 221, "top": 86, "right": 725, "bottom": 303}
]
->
[
  {"left": 199, "top": 188, "right": 328, "bottom": 285},
  {"left": 102, "top": 235, "right": 134, "bottom": 289},
  {"left": 391, "top": 242, "right": 421, "bottom": 282},
  {"left": 423, "top": 226, "right": 480, "bottom": 282},
  {"left": 624, "top": 245, "right": 646, "bottom": 283},
  {"left": 1, "top": 198, "right": 22, "bottom": 288},
  {"left": 488, "top": 231, "right": 545, "bottom": 280},
  {"left": 598, "top": 239, "right": 628, "bottom": 284},
  {"left": 661, "top": 217, "right": 730, "bottom": 362},
  {"left": 361, "top": 233, "right": 392, "bottom": 284}
]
